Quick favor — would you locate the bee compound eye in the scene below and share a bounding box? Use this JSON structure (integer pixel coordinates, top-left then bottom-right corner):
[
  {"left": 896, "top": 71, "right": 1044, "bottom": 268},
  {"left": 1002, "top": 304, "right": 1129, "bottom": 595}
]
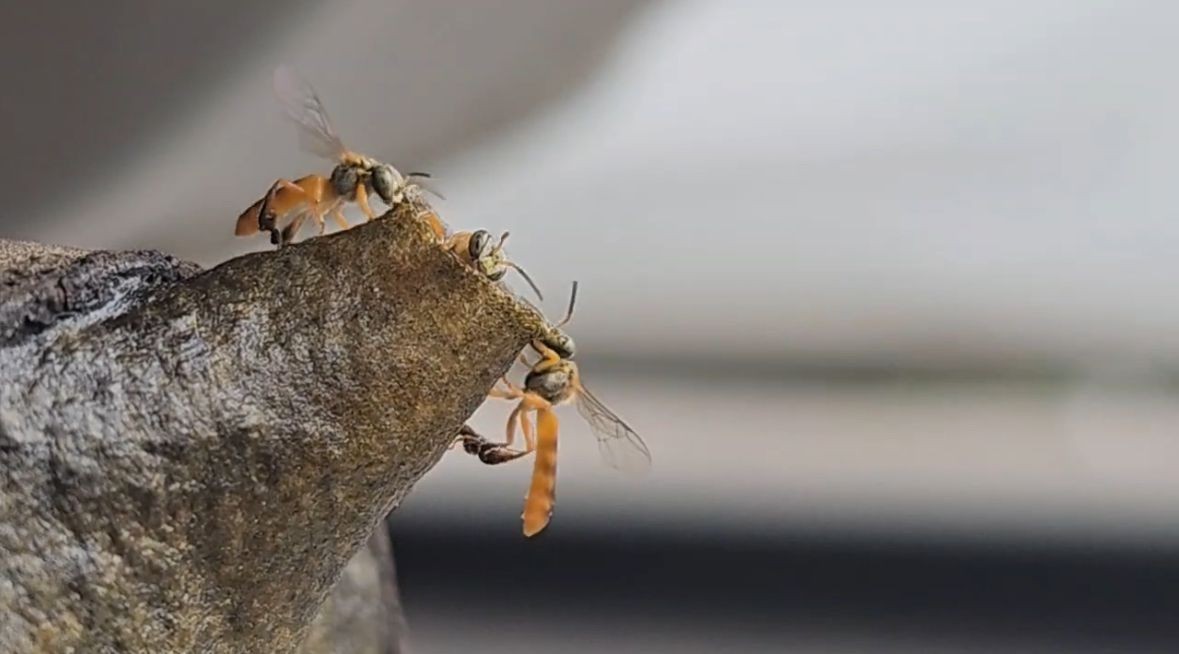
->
[
  {"left": 372, "top": 165, "right": 399, "bottom": 204},
  {"left": 545, "top": 333, "right": 575, "bottom": 359},
  {"left": 468, "top": 230, "right": 491, "bottom": 259}
]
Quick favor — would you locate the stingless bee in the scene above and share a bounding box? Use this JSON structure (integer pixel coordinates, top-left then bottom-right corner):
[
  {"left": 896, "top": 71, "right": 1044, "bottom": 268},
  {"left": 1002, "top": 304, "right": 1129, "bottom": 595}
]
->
[
  {"left": 445, "top": 230, "right": 544, "bottom": 301},
  {"left": 462, "top": 282, "right": 651, "bottom": 537},
  {"left": 235, "top": 65, "right": 432, "bottom": 247}
]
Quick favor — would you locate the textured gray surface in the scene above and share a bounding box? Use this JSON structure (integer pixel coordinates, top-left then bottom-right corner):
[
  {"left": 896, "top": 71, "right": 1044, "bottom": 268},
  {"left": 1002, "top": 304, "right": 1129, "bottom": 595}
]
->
[
  {"left": 0, "top": 204, "right": 548, "bottom": 652},
  {"left": 300, "top": 529, "right": 408, "bottom": 654}
]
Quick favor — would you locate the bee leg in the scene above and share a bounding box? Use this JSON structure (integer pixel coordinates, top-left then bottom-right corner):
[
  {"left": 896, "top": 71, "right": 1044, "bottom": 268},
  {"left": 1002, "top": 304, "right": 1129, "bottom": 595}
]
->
[
  {"left": 332, "top": 208, "right": 349, "bottom": 231},
  {"left": 520, "top": 406, "right": 537, "bottom": 452},
  {"left": 355, "top": 183, "right": 377, "bottom": 221},
  {"left": 504, "top": 402, "right": 524, "bottom": 449},
  {"left": 456, "top": 423, "right": 529, "bottom": 465},
  {"left": 453, "top": 423, "right": 485, "bottom": 451},
  {"left": 521, "top": 392, "right": 552, "bottom": 452},
  {"left": 521, "top": 392, "right": 552, "bottom": 411},
  {"left": 450, "top": 424, "right": 474, "bottom": 450},
  {"left": 529, "top": 341, "right": 565, "bottom": 373},
  {"left": 281, "top": 210, "right": 317, "bottom": 246},
  {"left": 474, "top": 442, "right": 530, "bottom": 465},
  {"left": 291, "top": 175, "right": 336, "bottom": 241},
  {"left": 474, "top": 437, "right": 530, "bottom": 465},
  {"left": 488, "top": 378, "right": 522, "bottom": 400},
  {"left": 258, "top": 178, "right": 312, "bottom": 244}
]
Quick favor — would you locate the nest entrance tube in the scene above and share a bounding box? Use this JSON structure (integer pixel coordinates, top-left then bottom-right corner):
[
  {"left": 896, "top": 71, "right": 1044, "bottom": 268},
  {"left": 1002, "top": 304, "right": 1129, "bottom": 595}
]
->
[{"left": 0, "top": 203, "right": 549, "bottom": 653}]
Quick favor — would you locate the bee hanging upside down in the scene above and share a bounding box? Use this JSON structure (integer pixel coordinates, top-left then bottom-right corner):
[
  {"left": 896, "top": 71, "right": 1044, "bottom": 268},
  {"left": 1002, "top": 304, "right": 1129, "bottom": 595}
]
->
[
  {"left": 445, "top": 230, "right": 544, "bottom": 302},
  {"left": 235, "top": 65, "right": 433, "bottom": 247},
  {"left": 460, "top": 282, "right": 652, "bottom": 537}
]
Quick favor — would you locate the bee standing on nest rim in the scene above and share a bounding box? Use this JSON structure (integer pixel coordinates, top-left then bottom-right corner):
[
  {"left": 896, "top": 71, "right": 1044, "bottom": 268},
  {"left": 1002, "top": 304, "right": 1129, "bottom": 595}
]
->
[
  {"left": 458, "top": 282, "right": 651, "bottom": 537},
  {"left": 445, "top": 230, "right": 544, "bottom": 301},
  {"left": 235, "top": 65, "right": 434, "bottom": 247}
]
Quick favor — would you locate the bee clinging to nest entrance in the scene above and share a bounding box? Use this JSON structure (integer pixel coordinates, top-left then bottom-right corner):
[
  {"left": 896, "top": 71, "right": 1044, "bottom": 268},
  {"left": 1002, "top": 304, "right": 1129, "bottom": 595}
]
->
[
  {"left": 235, "top": 65, "right": 435, "bottom": 247},
  {"left": 458, "top": 282, "right": 651, "bottom": 537},
  {"left": 445, "top": 230, "right": 544, "bottom": 302}
]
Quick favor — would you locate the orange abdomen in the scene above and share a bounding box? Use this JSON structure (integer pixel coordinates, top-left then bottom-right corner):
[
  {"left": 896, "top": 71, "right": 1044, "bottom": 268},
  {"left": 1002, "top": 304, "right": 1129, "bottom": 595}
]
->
[
  {"left": 522, "top": 408, "right": 559, "bottom": 537},
  {"left": 235, "top": 198, "right": 264, "bottom": 235},
  {"left": 235, "top": 175, "right": 336, "bottom": 237},
  {"left": 422, "top": 209, "right": 448, "bottom": 241}
]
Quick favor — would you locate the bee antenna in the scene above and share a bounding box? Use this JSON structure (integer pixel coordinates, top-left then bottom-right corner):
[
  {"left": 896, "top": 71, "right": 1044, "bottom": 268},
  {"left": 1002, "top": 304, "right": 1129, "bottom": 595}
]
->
[
  {"left": 406, "top": 171, "right": 432, "bottom": 179},
  {"left": 505, "top": 261, "right": 544, "bottom": 302},
  {"left": 557, "top": 281, "right": 578, "bottom": 327}
]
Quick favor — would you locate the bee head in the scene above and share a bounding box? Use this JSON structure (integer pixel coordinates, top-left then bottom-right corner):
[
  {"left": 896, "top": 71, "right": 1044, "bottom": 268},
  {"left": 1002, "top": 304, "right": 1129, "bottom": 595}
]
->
[{"left": 371, "top": 164, "right": 405, "bottom": 206}]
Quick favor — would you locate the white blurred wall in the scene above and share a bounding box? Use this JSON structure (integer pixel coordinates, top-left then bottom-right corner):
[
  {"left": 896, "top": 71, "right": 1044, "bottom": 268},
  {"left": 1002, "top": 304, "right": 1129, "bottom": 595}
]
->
[{"left": 20, "top": 0, "right": 1179, "bottom": 370}]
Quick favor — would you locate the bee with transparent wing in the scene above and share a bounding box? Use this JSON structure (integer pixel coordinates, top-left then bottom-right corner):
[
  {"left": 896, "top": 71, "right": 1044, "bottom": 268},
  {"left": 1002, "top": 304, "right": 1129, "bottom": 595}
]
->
[
  {"left": 235, "top": 65, "right": 437, "bottom": 246},
  {"left": 460, "top": 282, "right": 651, "bottom": 537}
]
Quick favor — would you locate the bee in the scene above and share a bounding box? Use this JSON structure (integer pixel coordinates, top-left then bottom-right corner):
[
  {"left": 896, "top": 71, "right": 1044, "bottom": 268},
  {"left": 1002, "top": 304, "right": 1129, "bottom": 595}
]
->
[
  {"left": 463, "top": 282, "right": 652, "bottom": 537},
  {"left": 444, "top": 230, "right": 544, "bottom": 301},
  {"left": 235, "top": 65, "right": 432, "bottom": 247}
]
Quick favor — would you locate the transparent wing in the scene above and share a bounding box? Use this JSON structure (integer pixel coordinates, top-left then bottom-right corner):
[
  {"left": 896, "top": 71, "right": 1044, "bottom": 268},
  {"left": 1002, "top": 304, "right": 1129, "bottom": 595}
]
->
[
  {"left": 272, "top": 65, "right": 347, "bottom": 160},
  {"left": 575, "top": 383, "right": 652, "bottom": 475}
]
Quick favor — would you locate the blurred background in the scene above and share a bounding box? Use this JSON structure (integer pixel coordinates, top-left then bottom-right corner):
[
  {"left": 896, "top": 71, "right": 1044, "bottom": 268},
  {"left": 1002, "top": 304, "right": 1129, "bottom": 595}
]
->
[{"left": 5, "top": 1, "right": 1179, "bottom": 651}]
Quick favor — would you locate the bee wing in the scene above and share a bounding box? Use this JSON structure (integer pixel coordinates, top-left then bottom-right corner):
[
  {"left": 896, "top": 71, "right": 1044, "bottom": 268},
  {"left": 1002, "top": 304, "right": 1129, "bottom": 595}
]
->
[
  {"left": 272, "top": 65, "right": 347, "bottom": 160},
  {"left": 575, "top": 383, "right": 652, "bottom": 475}
]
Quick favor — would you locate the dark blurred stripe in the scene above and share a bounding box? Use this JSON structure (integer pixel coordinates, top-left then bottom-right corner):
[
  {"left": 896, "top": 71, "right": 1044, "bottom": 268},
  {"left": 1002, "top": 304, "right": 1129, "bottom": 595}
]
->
[
  {"left": 389, "top": 520, "right": 1179, "bottom": 652},
  {"left": 581, "top": 351, "right": 1179, "bottom": 388}
]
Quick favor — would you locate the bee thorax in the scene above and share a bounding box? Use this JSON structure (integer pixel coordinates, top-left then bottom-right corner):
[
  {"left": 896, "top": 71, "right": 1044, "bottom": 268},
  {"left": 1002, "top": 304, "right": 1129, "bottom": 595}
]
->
[
  {"left": 524, "top": 367, "right": 573, "bottom": 403},
  {"left": 330, "top": 164, "right": 361, "bottom": 198}
]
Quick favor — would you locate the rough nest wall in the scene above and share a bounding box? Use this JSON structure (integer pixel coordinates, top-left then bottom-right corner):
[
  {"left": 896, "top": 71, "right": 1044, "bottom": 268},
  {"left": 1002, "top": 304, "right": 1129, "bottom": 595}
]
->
[{"left": 0, "top": 203, "right": 549, "bottom": 653}]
